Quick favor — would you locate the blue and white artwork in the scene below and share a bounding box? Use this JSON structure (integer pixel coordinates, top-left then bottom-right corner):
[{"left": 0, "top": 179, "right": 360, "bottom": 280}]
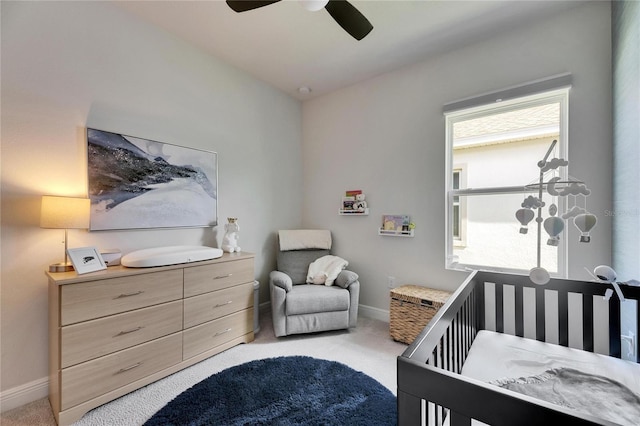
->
[{"left": 87, "top": 128, "right": 217, "bottom": 231}]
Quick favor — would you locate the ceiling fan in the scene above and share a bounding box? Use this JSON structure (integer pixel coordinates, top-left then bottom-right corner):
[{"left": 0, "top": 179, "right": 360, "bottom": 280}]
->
[{"left": 226, "top": 0, "right": 373, "bottom": 41}]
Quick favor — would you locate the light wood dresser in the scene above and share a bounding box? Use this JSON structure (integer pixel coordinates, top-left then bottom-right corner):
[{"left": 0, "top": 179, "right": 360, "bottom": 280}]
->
[{"left": 47, "top": 251, "right": 255, "bottom": 425}]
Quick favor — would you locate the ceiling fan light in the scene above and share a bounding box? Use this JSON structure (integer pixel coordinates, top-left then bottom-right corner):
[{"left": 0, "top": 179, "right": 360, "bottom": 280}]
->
[{"left": 299, "top": 0, "right": 329, "bottom": 12}]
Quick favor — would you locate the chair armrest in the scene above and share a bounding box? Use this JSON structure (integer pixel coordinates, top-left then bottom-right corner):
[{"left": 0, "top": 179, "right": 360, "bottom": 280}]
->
[
  {"left": 335, "top": 270, "right": 359, "bottom": 289},
  {"left": 270, "top": 270, "right": 293, "bottom": 292}
]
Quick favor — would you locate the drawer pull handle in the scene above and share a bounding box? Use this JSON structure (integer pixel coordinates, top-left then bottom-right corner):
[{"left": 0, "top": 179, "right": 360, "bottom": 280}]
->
[
  {"left": 213, "top": 273, "right": 232, "bottom": 280},
  {"left": 114, "top": 290, "right": 144, "bottom": 299},
  {"left": 214, "top": 301, "right": 233, "bottom": 308},
  {"left": 116, "top": 362, "right": 142, "bottom": 374},
  {"left": 115, "top": 326, "right": 144, "bottom": 336},
  {"left": 214, "top": 328, "right": 232, "bottom": 337}
]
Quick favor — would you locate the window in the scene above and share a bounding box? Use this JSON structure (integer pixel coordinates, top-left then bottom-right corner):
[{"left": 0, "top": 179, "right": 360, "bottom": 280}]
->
[{"left": 445, "top": 84, "right": 570, "bottom": 276}]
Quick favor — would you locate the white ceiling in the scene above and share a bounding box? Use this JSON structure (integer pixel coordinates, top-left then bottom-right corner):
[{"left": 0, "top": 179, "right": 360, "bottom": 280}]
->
[{"left": 116, "top": 0, "right": 584, "bottom": 100}]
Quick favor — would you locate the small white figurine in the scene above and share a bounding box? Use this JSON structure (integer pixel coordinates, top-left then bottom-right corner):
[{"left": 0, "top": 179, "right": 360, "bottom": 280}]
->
[{"left": 222, "top": 217, "right": 241, "bottom": 253}]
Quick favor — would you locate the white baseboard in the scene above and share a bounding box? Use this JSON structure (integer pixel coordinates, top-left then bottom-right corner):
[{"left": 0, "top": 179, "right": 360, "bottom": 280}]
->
[
  {"left": 258, "top": 301, "right": 271, "bottom": 313},
  {"left": 0, "top": 377, "right": 48, "bottom": 413},
  {"left": 358, "top": 304, "right": 390, "bottom": 323}
]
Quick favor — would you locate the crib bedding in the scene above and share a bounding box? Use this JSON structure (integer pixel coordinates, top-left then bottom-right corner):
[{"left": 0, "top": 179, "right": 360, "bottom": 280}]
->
[{"left": 460, "top": 330, "right": 640, "bottom": 425}]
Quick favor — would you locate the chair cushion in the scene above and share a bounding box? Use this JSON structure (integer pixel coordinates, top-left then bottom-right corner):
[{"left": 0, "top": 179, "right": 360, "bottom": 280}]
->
[
  {"left": 277, "top": 249, "right": 330, "bottom": 285},
  {"left": 285, "top": 285, "right": 350, "bottom": 316},
  {"left": 278, "top": 230, "right": 332, "bottom": 251}
]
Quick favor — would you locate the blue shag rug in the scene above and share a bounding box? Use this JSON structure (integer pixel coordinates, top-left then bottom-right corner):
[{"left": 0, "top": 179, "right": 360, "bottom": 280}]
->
[{"left": 144, "top": 356, "right": 397, "bottom": 426}]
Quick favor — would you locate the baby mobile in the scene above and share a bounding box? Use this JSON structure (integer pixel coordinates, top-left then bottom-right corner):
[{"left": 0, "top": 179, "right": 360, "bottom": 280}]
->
[{"left": 515, "top": 139, "right": 597, "bottom": 285}]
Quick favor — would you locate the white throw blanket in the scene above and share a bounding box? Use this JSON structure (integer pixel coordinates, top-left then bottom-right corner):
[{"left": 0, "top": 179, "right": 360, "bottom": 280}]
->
[
  {"left": 306, "top": 255, "right": 348, "bottom": 286},
  {"left": 279, "top": 230, "right": 332, "bottom": 251}
]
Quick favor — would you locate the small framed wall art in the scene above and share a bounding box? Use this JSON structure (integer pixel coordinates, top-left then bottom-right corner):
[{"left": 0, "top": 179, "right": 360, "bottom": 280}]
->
[{"left": 67, "top": 247, "right": 107, "bottom": 274}]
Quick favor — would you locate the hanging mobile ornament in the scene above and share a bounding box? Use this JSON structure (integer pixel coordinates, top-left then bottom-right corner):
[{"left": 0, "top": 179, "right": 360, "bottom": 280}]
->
[
  {"left": 574, "top": 213, "right": 597, "bottom": 243},
  {"left": 544, "top": 216, "right": 564, "bottom": 246},
  {"left": 515, "top": 208, "right": 535, "bottom": 234}
]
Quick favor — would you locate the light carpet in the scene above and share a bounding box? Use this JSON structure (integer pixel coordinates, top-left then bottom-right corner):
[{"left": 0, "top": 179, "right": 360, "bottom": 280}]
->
[{"left": 1, "top": 312, "right": 406, "bottom": 426}]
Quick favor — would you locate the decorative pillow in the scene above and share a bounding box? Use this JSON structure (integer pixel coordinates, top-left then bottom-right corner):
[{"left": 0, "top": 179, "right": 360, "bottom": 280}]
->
[{"left": 335, "top": 270, "right": 359, "bottom": 289}]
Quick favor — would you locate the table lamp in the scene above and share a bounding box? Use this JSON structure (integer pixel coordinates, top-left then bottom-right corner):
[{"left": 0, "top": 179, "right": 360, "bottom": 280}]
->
[{"left": 40, "top": 195, "right": 90, "bottom": 272}]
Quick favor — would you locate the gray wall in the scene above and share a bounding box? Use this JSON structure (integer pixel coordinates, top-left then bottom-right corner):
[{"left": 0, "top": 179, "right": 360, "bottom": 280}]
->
[
  {"left": 302, "top": 1, "right": 612, "bottom": 316},
  {"left": 612, "top": 0, "right": 640, "bottom": 281},
  {"left": 1, "top": 1, "right": 302, "bottom": 394}
]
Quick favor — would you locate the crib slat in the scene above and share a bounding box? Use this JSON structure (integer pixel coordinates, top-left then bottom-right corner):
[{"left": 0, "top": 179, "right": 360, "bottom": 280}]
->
[
  {"left": 559, "top": 290, "right": 569, "bottom": 347},
  {"left": 467, "top": 295, "right": 473, "bottom": 359},
  {"left": 637, "top": 306, "right": 640, "bottom": 363},
  {"left": 460, "top": 311, "right": 464, "bottom": 372},
  {"left": 515, "top": 285, "right": 524, "bottom": 337},
  {"left": 444, "top": 326, "right": 451, "bottom": 372},
  {"left": 582, "top": 293, "right": 594, "bottom": 352},
  {"left": 536, "top": 287, "right": 546, "bottom": 341},
  {"left": 609, "top": 298, "right": 622, "bottom": 358},
  {"left": 473, "top": 287, "right": 479, "bottom": 340},
  {"left": 454, "top": 311, "right": 461, "bottom": 373},
  {"left": 477, "top": 283, "right": 485, "bottom": 332},
  {"left": 495, "top": 283, "right": 504, "bottom": 333},
  {"left": 463, "top": 297, "right": 469, "bottom": 362}
]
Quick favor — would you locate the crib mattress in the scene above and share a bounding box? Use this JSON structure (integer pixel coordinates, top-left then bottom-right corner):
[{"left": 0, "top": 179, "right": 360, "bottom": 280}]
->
[{"left": 460, "top": 330, "right": 640, "bottom": 424}]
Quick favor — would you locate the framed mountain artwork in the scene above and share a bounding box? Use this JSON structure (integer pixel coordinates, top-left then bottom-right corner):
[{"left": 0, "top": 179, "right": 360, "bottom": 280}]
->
[{"left": 87, "top": 128, "right": 217, "bottom": 231}]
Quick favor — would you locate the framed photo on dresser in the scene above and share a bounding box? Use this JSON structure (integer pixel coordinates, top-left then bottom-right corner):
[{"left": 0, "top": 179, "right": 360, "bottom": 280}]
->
[{"left": 67, "top": 246, "right": 107, "bottom": 274}]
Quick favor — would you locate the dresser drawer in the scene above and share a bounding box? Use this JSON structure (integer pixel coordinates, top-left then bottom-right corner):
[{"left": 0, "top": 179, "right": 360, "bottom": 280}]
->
[
  {"left": 60, "top": 270, "right": 183, "bottom": 325},
  {"left": 183, "top": 309, "right": 253, "bottom": 360},
  {"left": 184, "top": 258, "right": 254, "bottom": 297},
  {"left": 61, "top": 300, "right": 183, "bottom": 368},
  {"left": 61, "top": 333, "right": 182, "bottom": 410},
  {"left": 184, "top": 282, "right": 254, "bottom": 329}
]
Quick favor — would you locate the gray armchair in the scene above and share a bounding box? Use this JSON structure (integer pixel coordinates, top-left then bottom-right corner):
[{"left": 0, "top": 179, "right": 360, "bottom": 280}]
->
[{"left": 269, "top": 230, "right": 360, "bottom": 337}]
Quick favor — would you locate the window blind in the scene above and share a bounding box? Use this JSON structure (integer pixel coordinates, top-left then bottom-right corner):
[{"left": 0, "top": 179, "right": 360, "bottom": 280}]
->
[{"left": 443, "top": 73, "right": 572, "bottom": 114}]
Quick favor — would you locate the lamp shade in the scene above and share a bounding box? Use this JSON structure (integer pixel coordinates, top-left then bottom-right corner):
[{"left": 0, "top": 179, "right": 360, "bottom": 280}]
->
[{"left": 40, "top": 196, "right": 90, "bottom": 229}]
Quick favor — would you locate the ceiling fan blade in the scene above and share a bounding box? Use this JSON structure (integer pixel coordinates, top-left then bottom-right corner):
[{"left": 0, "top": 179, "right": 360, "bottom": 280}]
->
[
  {"left": 226, "top": 0, "right": 281, "bottom": 13},
  {"left": 324, "top": 0, "right": 373, "bottom": 41}
]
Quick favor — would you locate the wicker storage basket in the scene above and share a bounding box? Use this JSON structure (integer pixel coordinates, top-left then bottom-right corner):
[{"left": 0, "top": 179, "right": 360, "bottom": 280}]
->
[{"left": 390, "top": 285, "right": 451, "bottom": 344}]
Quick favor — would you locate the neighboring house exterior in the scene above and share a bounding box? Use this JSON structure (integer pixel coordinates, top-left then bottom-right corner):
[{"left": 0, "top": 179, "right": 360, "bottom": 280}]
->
[{"left": 452, "top": 103, "right": 562, "bottom": 274}]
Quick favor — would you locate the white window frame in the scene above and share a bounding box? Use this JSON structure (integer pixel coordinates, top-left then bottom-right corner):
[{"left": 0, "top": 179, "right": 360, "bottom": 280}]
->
[
  {"left": 445, "top": 87, "right": 570, "bottom": 276},
  {"left": 452, "top": 164, "right": 467, "bottom": 247}
]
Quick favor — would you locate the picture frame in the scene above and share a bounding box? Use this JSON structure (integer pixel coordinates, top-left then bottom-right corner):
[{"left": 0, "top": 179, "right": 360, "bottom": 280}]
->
[
  {"left": 87, "top": 128, "right": 218, "bottom": 231},
  {"left": 67, "top": 246, "right": 107, "bottom": 274}
]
